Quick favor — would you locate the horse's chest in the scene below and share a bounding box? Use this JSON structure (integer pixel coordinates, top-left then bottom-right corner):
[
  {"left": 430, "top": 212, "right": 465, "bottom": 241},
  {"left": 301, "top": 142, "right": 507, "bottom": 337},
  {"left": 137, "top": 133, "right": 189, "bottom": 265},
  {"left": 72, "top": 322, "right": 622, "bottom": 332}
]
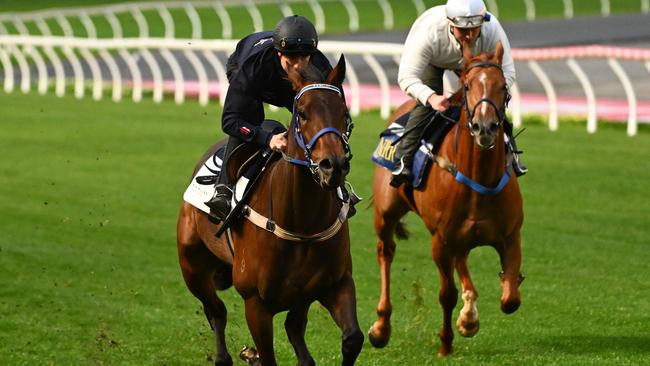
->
[
  {"left": 235, "top": 247, "right": 345, "bottom": 309},
  {"left": 448, "top": 217, "right": 502, "bottom": 245}
]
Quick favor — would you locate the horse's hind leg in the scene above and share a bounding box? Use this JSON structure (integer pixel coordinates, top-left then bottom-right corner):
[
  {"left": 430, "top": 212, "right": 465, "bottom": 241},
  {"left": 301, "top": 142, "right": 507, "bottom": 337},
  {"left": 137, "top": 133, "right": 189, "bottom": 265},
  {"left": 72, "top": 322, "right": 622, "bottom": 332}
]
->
[
  {"left": 455, "top": 253, "right": 480, "bottom": 337},
  {"left": 178, "top": 210, "right": 232, "bottom": 365},
  {"left": 284, "top": 303, "right": 315, "bottom": 366},
  {"left": 320, "top": 275, "right": 364, "bottom": 366},
  {"left": 432, "top": 236, "right": 458, "bottom": 356}
]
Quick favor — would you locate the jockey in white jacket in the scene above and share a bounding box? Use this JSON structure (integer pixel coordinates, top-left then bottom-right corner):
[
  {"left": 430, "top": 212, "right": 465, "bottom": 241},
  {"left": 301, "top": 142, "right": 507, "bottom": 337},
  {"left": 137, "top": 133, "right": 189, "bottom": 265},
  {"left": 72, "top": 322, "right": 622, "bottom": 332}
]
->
[{"left": 391, "top": 0, "right": 526, "bottom": 187}]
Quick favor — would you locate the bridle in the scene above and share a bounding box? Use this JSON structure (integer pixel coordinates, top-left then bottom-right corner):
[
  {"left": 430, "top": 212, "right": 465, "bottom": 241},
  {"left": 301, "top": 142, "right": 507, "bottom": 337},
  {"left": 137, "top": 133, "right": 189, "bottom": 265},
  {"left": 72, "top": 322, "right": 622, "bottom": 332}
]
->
[
  {"left": 242, "top": 83, "right": 354, "bottom": 242},
  {"left": 283, "top": 83, "right": 354, "bottom": 182},
  {"left": 462, "top": 61, "right": 510, "bottom": 136},
  {"left": 433, "top": 60, "right": 513, "bottom": 196}
]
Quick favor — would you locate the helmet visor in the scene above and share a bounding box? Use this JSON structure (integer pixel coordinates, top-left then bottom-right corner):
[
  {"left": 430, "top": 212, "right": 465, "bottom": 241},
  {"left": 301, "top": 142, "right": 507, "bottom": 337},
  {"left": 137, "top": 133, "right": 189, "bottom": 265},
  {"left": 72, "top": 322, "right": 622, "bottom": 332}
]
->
[
  {"left": 277, "top": 37, "right": 317, "bottom": 54},
  {"left": 448, "top": 15, "right": 484, "bottom": 28}
]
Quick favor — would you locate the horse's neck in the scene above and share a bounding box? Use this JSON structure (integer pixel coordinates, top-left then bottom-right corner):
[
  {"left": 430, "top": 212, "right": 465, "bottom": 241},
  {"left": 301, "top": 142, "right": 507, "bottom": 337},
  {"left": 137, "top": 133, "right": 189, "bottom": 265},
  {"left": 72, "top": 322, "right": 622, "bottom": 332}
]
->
[
  {"left": 269, "top": 159, "right": 339, "bottom": 230},
  {"left": 442, "top": 121, "right": 507, "bottom": 183}
]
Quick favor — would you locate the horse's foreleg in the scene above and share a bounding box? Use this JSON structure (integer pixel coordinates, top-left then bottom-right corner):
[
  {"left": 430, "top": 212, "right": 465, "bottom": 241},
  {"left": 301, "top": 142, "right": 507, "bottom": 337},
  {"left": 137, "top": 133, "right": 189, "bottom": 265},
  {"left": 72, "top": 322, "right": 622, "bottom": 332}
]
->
[
  {"left": 454, "top": 253, "right": 480, "bottom": 337},
  {"left": 284, "top": 303, "right": 315, "bottom": 366},
  {"left": 368, "top": 213, "right": 399, "bottom": 348},
  {"left": 244, "top": 296, "right": 277, "bottom": 366},
  {"left": 498, "top": 232, "right": 523, "bottom": 314},
  {"left": 432, "top": 239, "right": 458, "bottom": 357},
  {"left": 319, "top": 275, "right": 364, "bottom": 366}
]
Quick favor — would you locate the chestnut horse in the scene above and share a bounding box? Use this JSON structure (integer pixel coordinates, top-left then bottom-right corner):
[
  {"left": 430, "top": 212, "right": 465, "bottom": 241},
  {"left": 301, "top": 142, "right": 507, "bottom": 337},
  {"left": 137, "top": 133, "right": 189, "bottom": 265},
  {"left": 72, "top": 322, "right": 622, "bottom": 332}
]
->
[
  {"left": 367, "top": 42, "right": 524, "bottom": 356},
  {"left": 176, "top": 55, "right": 363, "bottom": 366}
]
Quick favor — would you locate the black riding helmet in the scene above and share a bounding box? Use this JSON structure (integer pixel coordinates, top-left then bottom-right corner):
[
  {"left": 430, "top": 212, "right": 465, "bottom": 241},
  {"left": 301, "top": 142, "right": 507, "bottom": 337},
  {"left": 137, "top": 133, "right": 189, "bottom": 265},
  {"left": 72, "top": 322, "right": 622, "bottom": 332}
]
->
[{"left": 273, "top": 15, "right": 318, "bottom": 55}]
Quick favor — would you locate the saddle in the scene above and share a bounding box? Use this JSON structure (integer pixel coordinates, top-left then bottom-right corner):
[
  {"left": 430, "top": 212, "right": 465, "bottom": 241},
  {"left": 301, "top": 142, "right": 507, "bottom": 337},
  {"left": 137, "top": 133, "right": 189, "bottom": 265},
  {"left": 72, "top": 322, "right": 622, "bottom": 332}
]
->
[
  {"left": 195, "top": 142, "right": 263, "bottom": 186},
  {"left": 372, "top": 107, "right": 460, "bottom": 189}
]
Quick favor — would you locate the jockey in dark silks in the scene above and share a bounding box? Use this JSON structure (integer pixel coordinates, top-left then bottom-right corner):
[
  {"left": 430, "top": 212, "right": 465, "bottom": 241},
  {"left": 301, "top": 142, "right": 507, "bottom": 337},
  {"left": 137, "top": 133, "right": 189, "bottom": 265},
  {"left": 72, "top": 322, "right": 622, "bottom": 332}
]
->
[{"left": 205, "top": 15, "right": 359, "bottom": 220}]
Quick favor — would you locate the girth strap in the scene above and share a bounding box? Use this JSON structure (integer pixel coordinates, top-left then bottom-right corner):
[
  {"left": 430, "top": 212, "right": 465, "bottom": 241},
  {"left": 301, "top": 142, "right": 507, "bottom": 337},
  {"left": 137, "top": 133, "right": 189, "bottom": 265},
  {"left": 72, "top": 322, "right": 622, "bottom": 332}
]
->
[
  {"left": 243, "top": 202, "right": 350, "bottom": 242},
  {"left": 434, "top": 155, "right": 511, "bottom": 196}
]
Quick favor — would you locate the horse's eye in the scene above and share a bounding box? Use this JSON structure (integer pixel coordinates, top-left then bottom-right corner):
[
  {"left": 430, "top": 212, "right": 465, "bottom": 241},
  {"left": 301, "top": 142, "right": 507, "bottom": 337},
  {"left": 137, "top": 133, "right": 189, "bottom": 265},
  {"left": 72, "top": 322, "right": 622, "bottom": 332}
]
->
[{"left": 298, "top": 111, "right": 307, "bottom": 120}]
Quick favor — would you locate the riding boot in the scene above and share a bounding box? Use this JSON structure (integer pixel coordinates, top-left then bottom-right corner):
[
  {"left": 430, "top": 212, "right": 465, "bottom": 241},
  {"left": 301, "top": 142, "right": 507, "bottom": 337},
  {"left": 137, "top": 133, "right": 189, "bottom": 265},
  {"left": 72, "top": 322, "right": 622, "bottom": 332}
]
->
[
  {"left": 504, "top": 120, "right": 528, "bottom": 177},
  {"left": 390, "top": 103, "right": 434, "bottom": 187},
  {"left": 205, "top": 184, "right": 233, "bottom": 221}
]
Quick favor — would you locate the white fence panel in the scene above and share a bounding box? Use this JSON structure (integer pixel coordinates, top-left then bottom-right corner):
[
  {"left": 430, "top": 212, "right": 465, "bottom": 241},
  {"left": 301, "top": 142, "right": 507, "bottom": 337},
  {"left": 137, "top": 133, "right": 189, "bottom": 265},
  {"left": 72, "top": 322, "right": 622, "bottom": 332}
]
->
[
  {"left": 1, "top": 36, "right": 650, "bottom": 136},
  {"left": 0, "top": 0, "right": 431, "bottom": 38}
]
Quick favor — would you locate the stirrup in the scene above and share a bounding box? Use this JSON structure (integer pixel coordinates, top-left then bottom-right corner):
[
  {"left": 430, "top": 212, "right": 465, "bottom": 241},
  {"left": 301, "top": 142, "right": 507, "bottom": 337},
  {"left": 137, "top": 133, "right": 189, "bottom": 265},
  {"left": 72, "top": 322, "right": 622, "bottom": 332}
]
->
[
  {"left": 344, "top": 181, "right": 362, "bottom": 205},
  {"left": 339, "top": 182, "right": 362, "bottom": 219},
  {"left": 505, "top": 135, "right": 527, "bottom": 177},
  {"left": 512, "top": 154, "right": 528, "bottom": 177},
  {"left": 390, "top": 158, "right": 412, "bottom": 187}
]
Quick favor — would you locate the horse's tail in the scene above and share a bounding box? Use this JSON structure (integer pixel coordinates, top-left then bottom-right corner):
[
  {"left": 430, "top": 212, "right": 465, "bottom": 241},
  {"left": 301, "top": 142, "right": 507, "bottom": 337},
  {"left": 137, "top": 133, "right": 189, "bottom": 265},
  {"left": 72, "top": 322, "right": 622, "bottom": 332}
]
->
[{"left": 395, "top": 220, "right": 409, "bottom": 240}]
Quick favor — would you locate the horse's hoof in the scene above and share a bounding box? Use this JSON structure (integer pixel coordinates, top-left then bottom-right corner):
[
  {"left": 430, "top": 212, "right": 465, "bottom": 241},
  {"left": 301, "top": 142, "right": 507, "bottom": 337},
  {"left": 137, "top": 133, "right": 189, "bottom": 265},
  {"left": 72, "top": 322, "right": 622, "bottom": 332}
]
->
[
  {"left": 214, "top": 354, "right": 233, "bottom": 366},
  {"left": 239, "top": 346, "right": 260, "bottom": 365},
  {"left": 436, "top": 344, "right": 453, "bottom": 357},
  {"left": 367, "top": 323, "right": 390, "bottom": 348},
  {"left": 500, "top": 298, "right": 521, "bottom": 314},
  {"left": 456, "top": 318, "right": 480, "bottom": 337}
]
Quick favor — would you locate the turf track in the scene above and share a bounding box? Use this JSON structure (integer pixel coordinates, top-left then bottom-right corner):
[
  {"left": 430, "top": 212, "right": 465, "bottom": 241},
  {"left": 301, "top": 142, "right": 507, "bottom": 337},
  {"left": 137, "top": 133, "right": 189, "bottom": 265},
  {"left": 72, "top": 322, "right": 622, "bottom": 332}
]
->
[{"left": 1, "top": 92, "right": 649, "bottom": 365}]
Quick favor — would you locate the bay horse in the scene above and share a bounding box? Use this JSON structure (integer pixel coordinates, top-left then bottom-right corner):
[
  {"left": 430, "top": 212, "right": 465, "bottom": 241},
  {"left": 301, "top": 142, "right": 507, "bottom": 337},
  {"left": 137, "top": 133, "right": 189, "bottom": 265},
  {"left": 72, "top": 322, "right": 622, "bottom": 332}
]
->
[
  {"left": 367, "top": 42, "right": 524, "bottom": 356},
  {"left": 176, "top": 55, "right": 363, "bottom": 366}
]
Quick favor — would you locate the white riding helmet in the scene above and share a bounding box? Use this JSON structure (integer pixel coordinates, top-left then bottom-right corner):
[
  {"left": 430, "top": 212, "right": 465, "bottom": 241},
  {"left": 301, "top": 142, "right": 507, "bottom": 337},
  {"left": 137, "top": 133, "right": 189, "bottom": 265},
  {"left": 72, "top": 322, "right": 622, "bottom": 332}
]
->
[{"left": 446, "top": 0, "right": 487, "bottom": 28}]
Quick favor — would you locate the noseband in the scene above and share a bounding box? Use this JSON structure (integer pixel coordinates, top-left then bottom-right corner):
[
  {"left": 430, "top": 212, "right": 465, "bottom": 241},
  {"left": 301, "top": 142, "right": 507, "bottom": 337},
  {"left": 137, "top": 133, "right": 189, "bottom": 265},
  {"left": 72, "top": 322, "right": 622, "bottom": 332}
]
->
[
  {"left": 462, "top": 61, "right": 510, "bottom": 135},
  {"left": 284, "top": 83, "right": 353, "bottom": 181}
]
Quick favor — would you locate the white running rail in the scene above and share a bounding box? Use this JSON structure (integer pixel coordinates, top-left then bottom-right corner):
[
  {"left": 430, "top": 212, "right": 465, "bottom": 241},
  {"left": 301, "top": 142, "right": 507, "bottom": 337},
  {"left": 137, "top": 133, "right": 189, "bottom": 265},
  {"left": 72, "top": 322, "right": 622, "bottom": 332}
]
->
[
  {"left": 0, "top": 0, "right": 429, "bottom": 39},
  {"left": 1, "top": 36, "right": 649, "bottom": 136},
  {"left": 1, "top": 0, "right": 646, "bottom": 38}
]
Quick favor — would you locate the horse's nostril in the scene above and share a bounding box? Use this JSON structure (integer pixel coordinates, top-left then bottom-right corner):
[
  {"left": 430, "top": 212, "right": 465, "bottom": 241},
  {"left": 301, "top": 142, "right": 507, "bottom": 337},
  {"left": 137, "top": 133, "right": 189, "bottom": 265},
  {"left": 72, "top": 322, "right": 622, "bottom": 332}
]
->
[
  {"left": 489, "top": 122, "right": 498, "bottom": 134},
  {"left": 319, "top": 158, "right": 333, "bottom": 173},
  {"left": 471, "top": 122, "right": 481, "bottom": 133}
]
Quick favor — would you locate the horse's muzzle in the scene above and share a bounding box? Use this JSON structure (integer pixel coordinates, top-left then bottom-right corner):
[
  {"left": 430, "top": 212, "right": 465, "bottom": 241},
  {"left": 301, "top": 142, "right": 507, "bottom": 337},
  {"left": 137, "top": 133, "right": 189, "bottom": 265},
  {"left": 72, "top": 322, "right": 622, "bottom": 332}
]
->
[
  {"left": 318, "top": 155, "right": 349, "bottom": 190},
  {"left": 470, "top": 121, "right": 499, "bottom": 150}
]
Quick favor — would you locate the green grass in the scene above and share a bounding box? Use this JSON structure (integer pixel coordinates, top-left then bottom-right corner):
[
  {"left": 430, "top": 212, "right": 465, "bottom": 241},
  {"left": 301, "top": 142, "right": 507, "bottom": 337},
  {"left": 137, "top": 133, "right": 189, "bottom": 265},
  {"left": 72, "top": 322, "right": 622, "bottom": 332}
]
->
[
  {"left": 1, "top": 0, "right": 648, "bottom": 37},
  {"left": 1, "top": 91, "right": 649, "bottom": 365}
]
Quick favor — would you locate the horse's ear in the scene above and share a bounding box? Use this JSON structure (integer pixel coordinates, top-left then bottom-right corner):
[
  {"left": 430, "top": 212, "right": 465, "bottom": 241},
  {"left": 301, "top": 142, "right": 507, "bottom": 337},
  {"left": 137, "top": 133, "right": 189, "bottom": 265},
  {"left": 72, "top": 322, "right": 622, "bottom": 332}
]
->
[
  {"left": 494, "top": 41, "right": 504, "bottom": 65},
  {"left": 326, "top": 54, "right": 346, "bottom": 86}
]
